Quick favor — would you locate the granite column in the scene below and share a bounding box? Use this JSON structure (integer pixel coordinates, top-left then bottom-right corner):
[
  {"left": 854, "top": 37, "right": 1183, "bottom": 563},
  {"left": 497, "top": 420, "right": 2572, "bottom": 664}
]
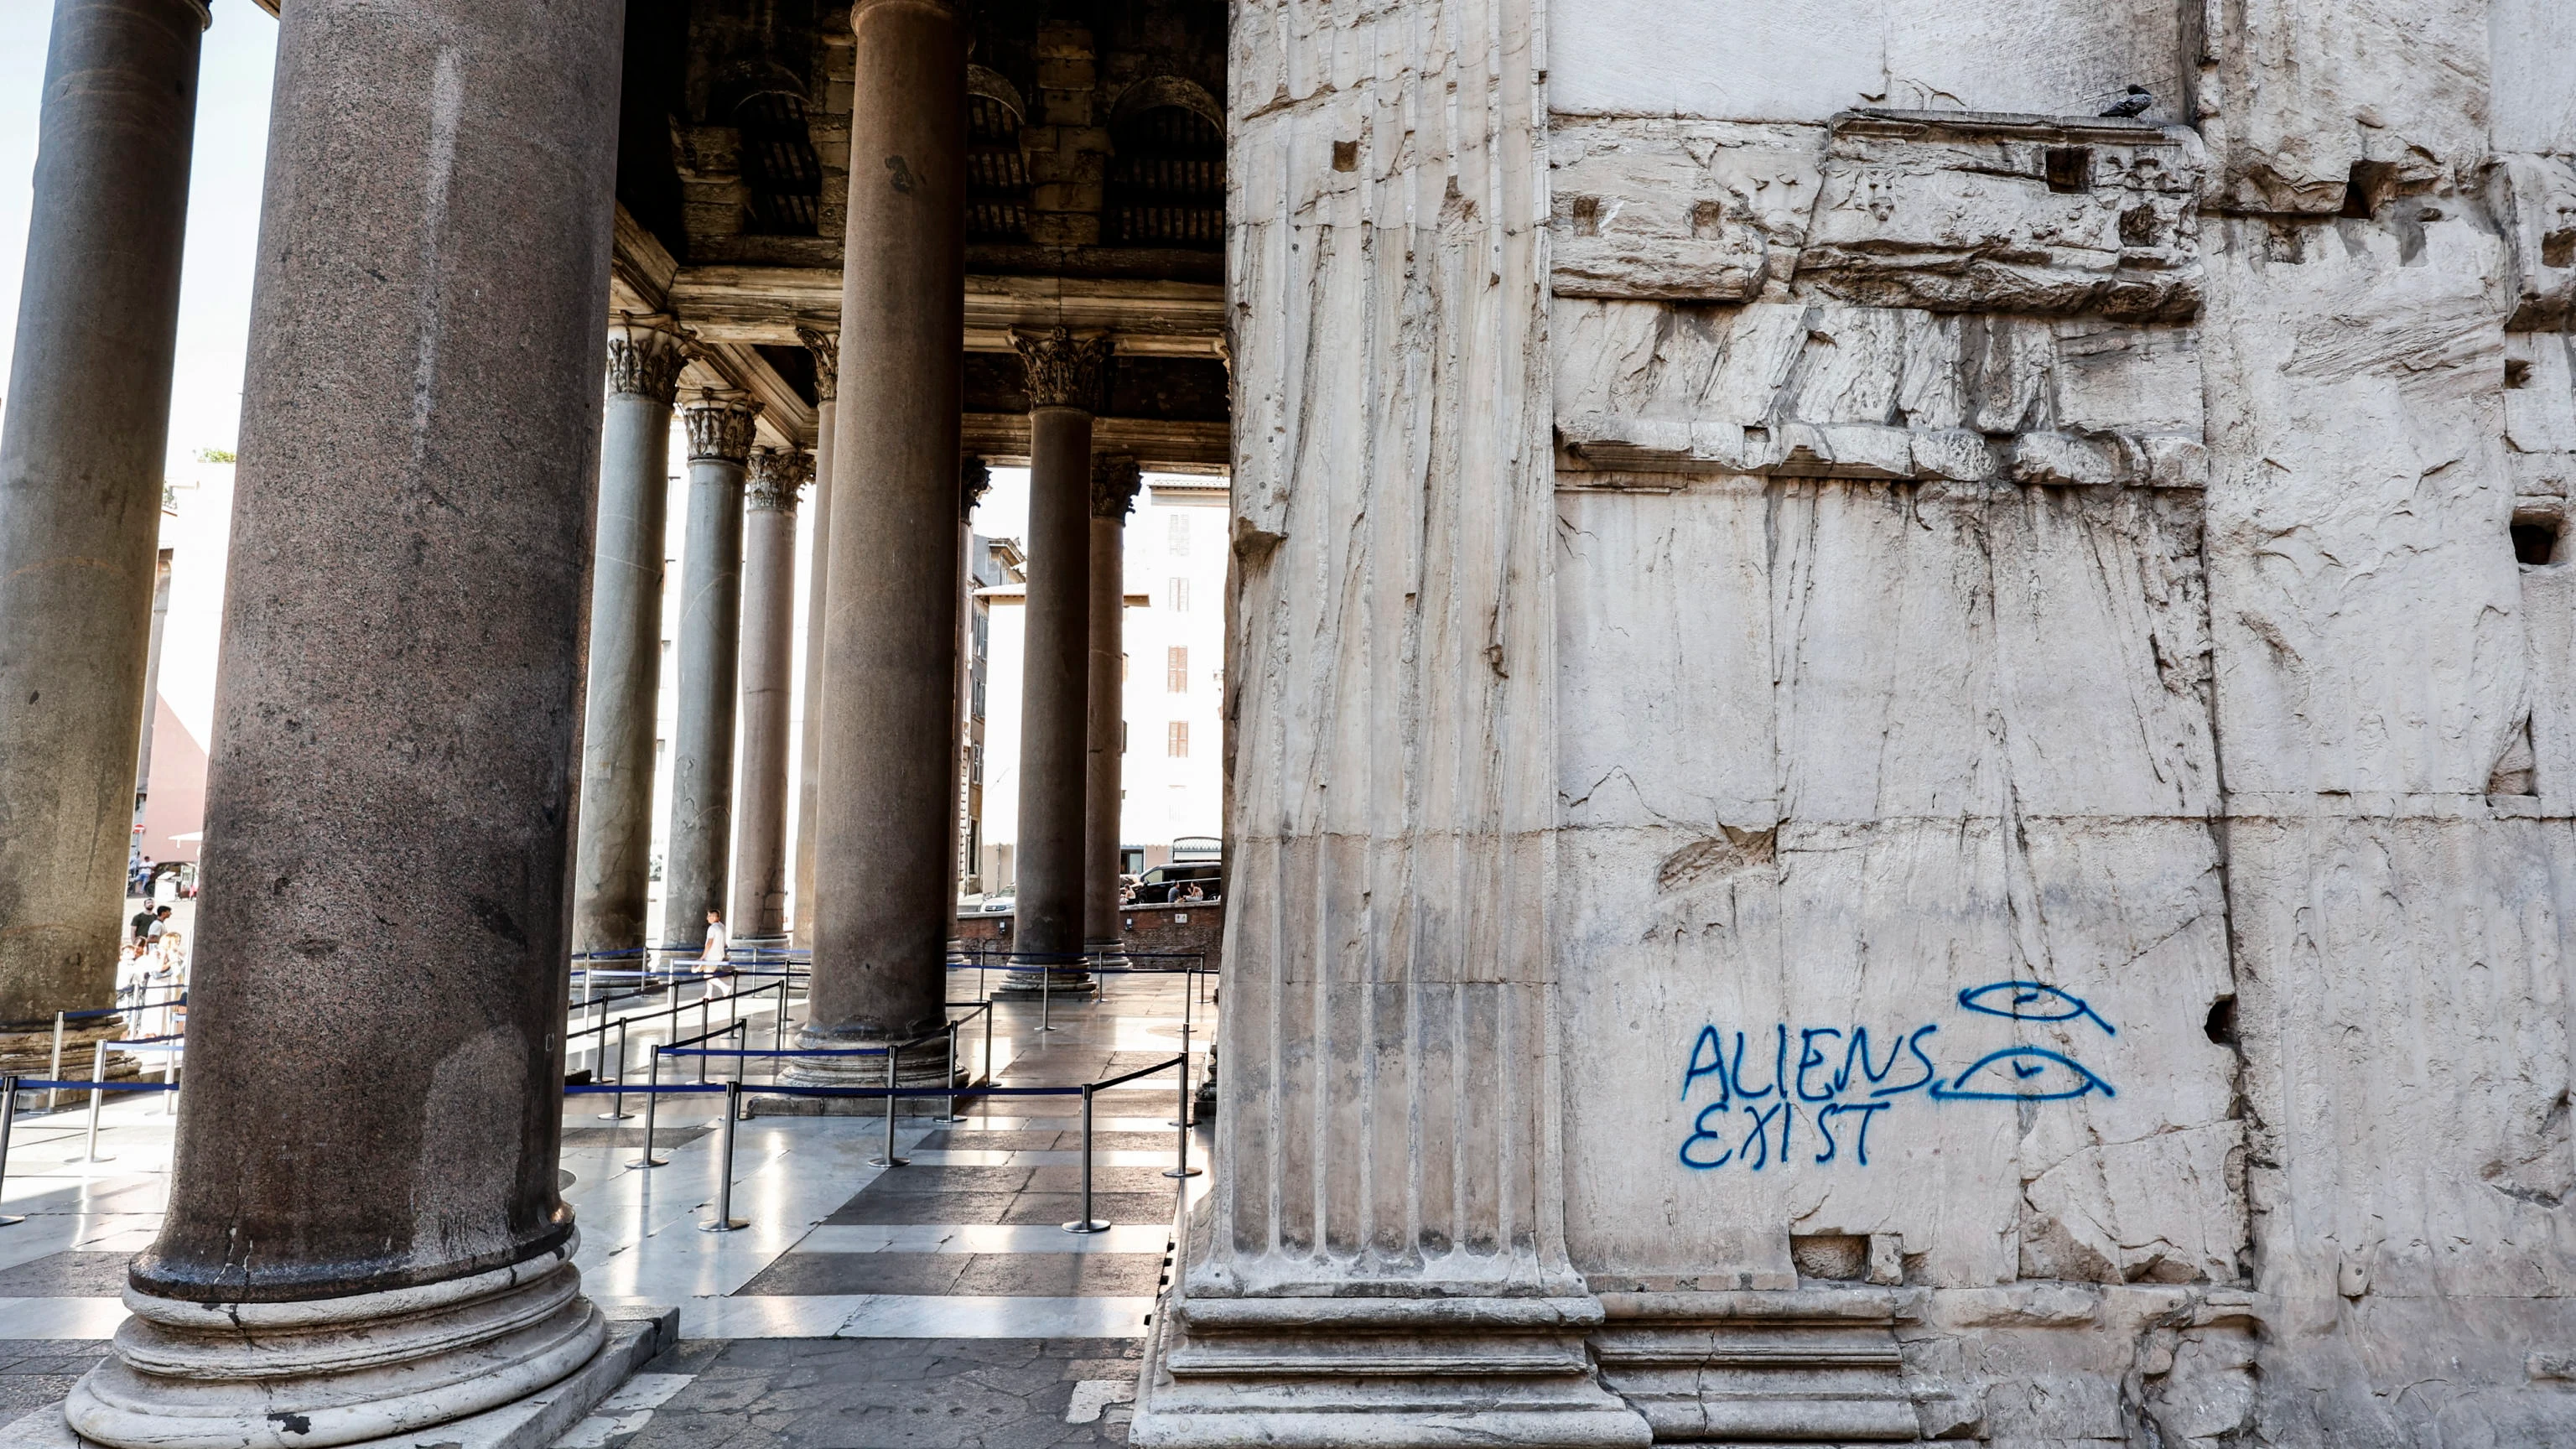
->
[
  {"left": 795, "top": 0, "right": 966, "bottom": 1087},
  {"left": 790, "top": 327, "right": 838, "bottom": 944},
  {"left": 1083, "top": 454, "right": 1141, "bottom": 959},
  {"left": 1009, "top": 327, "right": 1112, "bottom": 984},
  {"left": 64, "top": 0, "right": 627, "bottom": 1441},
  {"left": 662, "top": 392, "right": 760, "bottom": 953},
  {"left": 731, "top": 446, "right": 810, "bottom": 942},
  {"left": 952, "top": 456, "right": 991, "bottom": 943},
  {"left": 571, "top": 317, "right": 688, "bottom": 958},
  {"left": 0, "top": 0, "right": 205, "bottom": 1054}
]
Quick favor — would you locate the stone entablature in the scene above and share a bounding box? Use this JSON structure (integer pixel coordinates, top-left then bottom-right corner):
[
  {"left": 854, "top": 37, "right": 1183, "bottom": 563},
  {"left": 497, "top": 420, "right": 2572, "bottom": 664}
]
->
[{"left": 1548, "top": 110, "right": 2204, "bottom": 322}]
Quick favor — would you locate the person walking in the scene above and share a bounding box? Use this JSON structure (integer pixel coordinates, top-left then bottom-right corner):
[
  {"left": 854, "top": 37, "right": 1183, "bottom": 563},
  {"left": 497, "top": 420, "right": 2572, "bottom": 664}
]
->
[{"left": 699, "top": 909, "right": 732, "bottom": 1000}]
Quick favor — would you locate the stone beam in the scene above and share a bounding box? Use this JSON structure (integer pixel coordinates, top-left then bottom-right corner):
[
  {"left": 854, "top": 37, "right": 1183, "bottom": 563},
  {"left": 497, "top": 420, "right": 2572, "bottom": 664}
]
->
[
  {"left": 661, "top": 266, "right": 1224, "bottom": 356},
  {"left": 958, "top": 413, "right": 1225, "bottom": 472}
]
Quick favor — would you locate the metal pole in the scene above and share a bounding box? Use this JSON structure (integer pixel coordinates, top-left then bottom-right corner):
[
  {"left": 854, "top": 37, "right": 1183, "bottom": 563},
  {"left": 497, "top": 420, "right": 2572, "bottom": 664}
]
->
[
  {"left": 600, "top": 1018, "right": 633, "bottom": 1119},
  {"left": 732, "top": 1021, "right": 748, "bottom": 1117},
  {"left": 161, "top": 1042, "right": 174, "bottom": 1116},
  {"left": 1038, "top": 958, "right": 1055, "bottom": 1032},
  {"left": 0, "top": 1076, "right": 21, "bottom": 1225},
  {"left": 46, "top": 1015, "right": 64, "bottom": 1112},
  {"left": 1064, "top": 1084, "right": 1108, "bottom": 1232},
  {"left": 943, "top": 1021, "right": 958, "bottom": 1123},
  {"left": 76, "top": 1042, "right": 112, "bottom": 1164},
  {"left": 870, "top": 1041, "right": 907, "bottom": 1167},
  {"left": 771, "top": 979, "right": 787, "bottom": 1055},
  {"left": 629, "top": 1046, "right": 667, "bottom": 1168},
  {"left": 984, "top": 1004, "right": 994, "bottom": 1090},
  {"left": 1165, "top": 1026, "right": 1201, "bottom": 1179},
  {"left": 702, "top": 1080, "right": 746, "bottom": 1232}
]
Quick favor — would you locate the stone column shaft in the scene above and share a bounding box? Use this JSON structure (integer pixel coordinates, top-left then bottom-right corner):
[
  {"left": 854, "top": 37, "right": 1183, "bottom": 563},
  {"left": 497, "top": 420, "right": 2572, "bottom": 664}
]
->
[
  {"left": 951, "top": 457, "right": 991, "bottom": 940},
  {"left": 1010, "top": 329, "right": 1112, "bottom": 973},
  {"left": 572, "top": 319, "right": 686, "bottom": 957},
  {"left": 800, "top": 0, "right": 967, "bottom": 1073},
  {"left": 0, "top": 0, "right": 205, "bottom": 1034},
  {"left": 75, "top": 0, "right": 627, "bottom": 1441},
  {"left": 732, "top": 446, "right": 809, "bottom": 938},
  {"left": 1083, "top": 455, "right": 1140, "bottom": 953},
  {"left": 791, "top": 328, "right": 837, "bottom": 943},
  {"left": 664, "top": 392, "right": 760, "bottom": 951}
]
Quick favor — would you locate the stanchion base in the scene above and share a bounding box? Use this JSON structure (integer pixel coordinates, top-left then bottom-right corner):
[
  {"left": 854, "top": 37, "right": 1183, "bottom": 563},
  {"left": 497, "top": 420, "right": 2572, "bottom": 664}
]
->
[
  {"left": 698, "top": 1218, "right": 749, "bottom": 1233},
  {"left": 0, "top": 1216, "right": 23, "bottom": 1228},
  {"left": 595, "top": 1110, "right": 636, "bottom": 1121},
  {"left": 868, "top": 1155, "right": 910, "bottom": 1168},
  {"left": 626, "top": 1156, "right": 668, "bottom": 1169},
  {"left": 62, "top": 1156, "right": 112, "bottom": 1166},
  {"left": 1161, "top": 1166, "right": 1204, "bottom": 1179},
  {"left": 1063, "top": 1219, "right": 1113, "bottom": 1233}
]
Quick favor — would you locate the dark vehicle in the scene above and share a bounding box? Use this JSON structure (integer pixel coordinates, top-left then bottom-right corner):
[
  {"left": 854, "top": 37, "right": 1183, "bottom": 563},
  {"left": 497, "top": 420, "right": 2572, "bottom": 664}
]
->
[{"left": 1134, "top": 861, "right": 1221, "bottom": 904}]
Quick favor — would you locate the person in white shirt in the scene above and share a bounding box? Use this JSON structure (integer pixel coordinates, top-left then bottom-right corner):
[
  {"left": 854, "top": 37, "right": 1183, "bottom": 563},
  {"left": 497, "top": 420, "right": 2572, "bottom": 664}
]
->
[{"left": 699, "top": 910, "right": 731, "bottom": 1000}]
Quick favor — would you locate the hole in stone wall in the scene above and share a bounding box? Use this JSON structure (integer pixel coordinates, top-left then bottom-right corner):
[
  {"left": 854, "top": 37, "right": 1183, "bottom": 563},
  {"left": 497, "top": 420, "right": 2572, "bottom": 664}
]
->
[
  {"left": 2548, "top": 231, "right": 2576, "bottom": 270},
  {"left": 2514, "top": 517, "right": 2561, "bottom": 567},
  {"left": 2044, "top": 147, "right": 2091, "bottom": 194},
  {"left": 1789, "top": 1233, "right": 1868, "bottom": 1281},
  {"left": 2507, "top": 359, "right": 2533, "bottom": 389},
  {"left": 2340, "top": 160, "right": 2397, "bottom": 219},
  {"left": 2117, "top": 203, "right": 2158, "bottom": 247},
  {"left": 1690, "top": 199, "right": 1726, "bottom": 239},
  {"left": 1331, "top": 139, "right": 1358, "bottom": 173},
  {"left": 2204, "top": 995, "right": 2236, "bottom": 1046},
  {"left": 1570, "top": 195, "right": 1601, "bottom": 236}
]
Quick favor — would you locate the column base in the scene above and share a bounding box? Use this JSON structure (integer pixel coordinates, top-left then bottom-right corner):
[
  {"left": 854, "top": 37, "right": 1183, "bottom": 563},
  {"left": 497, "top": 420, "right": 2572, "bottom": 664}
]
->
[
  {"left": 56, "top": 1240, "right": 607, "bottom": 1449},
  {"left": 0, "top": 1023, "right": 136, "bottom": 1087},
  {"left": 1133, "top": 1205, "right": 1649, "bottom": 1449},
  {"left": 990, "top": 958, "right": 1095, "bottom": 999},
  {"left": 767, "top": 1026, "right": 968, "bottom": 1112}
]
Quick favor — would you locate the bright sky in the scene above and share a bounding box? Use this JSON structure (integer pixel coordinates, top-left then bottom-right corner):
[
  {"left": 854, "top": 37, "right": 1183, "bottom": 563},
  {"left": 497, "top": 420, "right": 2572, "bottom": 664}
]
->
[{"left": 0, "top": 1, "right": 279, "bottom": 473}]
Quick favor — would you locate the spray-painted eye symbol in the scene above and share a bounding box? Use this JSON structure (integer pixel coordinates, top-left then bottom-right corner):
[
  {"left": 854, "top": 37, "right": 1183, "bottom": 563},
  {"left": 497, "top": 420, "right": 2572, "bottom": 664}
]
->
[
  {"left": 1930, "top": 1047, "right": 2115, "bottom": 1102},
  {"left": 1957, "top": 981, "right": 2114, "bottom": 1036}
]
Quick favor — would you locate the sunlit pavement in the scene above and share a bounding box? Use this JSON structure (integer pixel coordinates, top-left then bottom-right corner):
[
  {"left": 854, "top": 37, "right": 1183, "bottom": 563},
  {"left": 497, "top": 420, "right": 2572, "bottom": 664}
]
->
[{"left": 0, "top": 972, "right": 1213, "bottom": 1446}]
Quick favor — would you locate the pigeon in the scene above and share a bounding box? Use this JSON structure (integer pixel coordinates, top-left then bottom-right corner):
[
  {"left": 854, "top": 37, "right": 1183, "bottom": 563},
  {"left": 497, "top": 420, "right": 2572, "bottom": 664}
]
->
[{"left": 2099, "top": 86, "right": 2153, "bottom": 119}]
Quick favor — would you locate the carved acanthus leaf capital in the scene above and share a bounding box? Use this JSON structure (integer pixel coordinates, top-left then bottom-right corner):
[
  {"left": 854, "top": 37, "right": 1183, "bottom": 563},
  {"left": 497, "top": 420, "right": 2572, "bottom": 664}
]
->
[
  {"left": 746, "top": 448, "right": 813, "bottom": 511},
  {"left": 1090, "top": 454, "right": 1142, "bottom": 520},
  {"left": 1011, "top": 327, "right": 1114, "bottom": 412},
  {"left": 960, "top": 456, "right": 992, "bottom": 521},
  {"left": 606, "top": 314, "right": 691, "bottom": 405},
  {"left": 796, "top": 325, "right": 840, "bottom": 402},
  {"left": 683, "top": 391, "right": 763, "bottom": 464}
]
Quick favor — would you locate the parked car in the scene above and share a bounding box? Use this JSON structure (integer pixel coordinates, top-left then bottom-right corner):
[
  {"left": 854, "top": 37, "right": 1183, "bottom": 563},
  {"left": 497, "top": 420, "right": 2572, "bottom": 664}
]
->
[
  {"left": 976, "top": 895, "right": 1016, "bottom": 914},
  {"left": 1133, "top": 862, "right": 1222, "bottom": 904}
]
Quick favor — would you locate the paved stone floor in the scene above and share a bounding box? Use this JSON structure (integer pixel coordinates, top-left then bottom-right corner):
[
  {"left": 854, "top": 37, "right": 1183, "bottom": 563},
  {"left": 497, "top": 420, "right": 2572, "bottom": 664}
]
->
[{"left": 0, "top": 967, "right": 1212, "bottom": 1446}]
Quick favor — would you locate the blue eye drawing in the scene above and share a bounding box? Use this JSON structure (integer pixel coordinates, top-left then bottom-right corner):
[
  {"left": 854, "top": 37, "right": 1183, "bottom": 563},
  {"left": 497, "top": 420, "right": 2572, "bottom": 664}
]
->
[
  {"left": 1957, "top": 981, "right": 2114, "bottom": 1036},
  {"left": 1930, "top": 1047, "right": 2116, "bottom": 1102}
]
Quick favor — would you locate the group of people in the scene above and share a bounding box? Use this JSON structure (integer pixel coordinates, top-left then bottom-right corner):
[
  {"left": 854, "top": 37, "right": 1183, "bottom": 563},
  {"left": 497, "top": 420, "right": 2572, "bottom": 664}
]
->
[{"left": 122, "top": 902, "right": 188, "bottom": 1026}]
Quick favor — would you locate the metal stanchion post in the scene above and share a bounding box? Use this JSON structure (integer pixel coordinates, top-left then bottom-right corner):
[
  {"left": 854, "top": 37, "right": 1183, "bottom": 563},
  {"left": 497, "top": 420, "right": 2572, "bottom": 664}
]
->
[
  {"left": 161, "top": 1044, "right": 175, "bottom": 1116},
  {"left": 771, "top": 980, "right": 787, "bottom": 1054},
  {"left": 701, "top": 1081, "right": 747, "bottom": 1232},
  {"left": 870, "top": 1041, "right": 908, "bottom": 1167},
  {"left": 628, "top": 1047, "right": 668, "bottom": 1168},
  {"left": 943, "top": 1021, "right": 959, "bottom": 1123},
  {"left": 731, "top": 1021, "right": 748, "bottom": 1118},
  {"left": 1038, "top": 961, "right": 1056, "bottom": 1032},
  {"left": 1165, "top": 1028, "right": 1202, "bottom": 1179},
  {"left": 1064, "top": 1084, "right": 1109, "bottom": 1233},
  {"left": 75, "top": 1042, "right": 112, "bottom": 1164},
  {"left": 600, "top": 1019, "right": 634, "bottom": 1120},
  {"left": 984, "top": 1005, "right": 995, "bottom": 1089},
  {"left": 0, "top": 1076, "right": 21, "bottom": 1225},
  {"left": 46, "top": 1015, "right": 65, "bottom": 1112}
]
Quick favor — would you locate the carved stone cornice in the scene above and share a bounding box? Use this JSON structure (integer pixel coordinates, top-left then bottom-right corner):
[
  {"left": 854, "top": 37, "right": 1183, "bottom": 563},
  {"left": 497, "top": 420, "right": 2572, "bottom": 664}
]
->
[
  {"left": 1090, "top": 454, "right": 1142, "bottom": 521},
  {"left": 960, "top": 456, "right": 992, "bottom": 521},
  {"left": 796, "top": 325, "right": 839, "bottom": 402},
  {"left": 606, "top": 314, "right": 690, "bottom": 406},
  {"left": 746, "top": 448, "right": 813, "bottom": 512},
  {"left": 1011, "top": 326, "right": 1114, "bottom": 412},
  {"left": 683, "top": 391, "right": 763, "bottom": 464}
]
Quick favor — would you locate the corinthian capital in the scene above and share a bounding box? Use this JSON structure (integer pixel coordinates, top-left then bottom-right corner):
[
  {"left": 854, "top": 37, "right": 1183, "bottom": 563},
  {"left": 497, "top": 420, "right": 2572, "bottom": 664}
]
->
[
  {"left": 797, "top": 325, "right": 839, "bottom": 402},
  {"left": 1090, "top": 454, "right": 1142, "bottom": 521},
  {"left": 606, "top": 314, "right": 690, "bottom": 406},
  {"left": 683, "top": 392, "right": 762, "bottom": 464},
  {"left": 746, "top": 448, "right": 813, "bottom": 511},
  {"left": 1011, "top": 327, "right": 1114, "bottom": 412},
  {"left": 960, "top": 456, "right": 992, "bottom": 522}
]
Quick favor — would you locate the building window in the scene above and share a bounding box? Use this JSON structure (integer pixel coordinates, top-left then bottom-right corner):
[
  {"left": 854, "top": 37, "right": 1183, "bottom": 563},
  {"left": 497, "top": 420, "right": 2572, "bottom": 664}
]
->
[
  {"left": 1169, "top": 577, "right": 1190, "bottom": 612},
  {"left": 1168, "top": 512, "right": 1191, "bottom": 556},
  {"left": 1167, "top": 721, "right": 1189, "bottom": 757},
  {"left": 1167, "top": 646, "right": 1189, "bottom": 693}
]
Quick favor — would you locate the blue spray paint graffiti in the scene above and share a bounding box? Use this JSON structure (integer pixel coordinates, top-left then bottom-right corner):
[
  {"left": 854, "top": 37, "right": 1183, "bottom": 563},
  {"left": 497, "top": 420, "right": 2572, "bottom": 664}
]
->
[{"left": 1675, "top": 982, "right": 2116, "bottom": 1171}]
